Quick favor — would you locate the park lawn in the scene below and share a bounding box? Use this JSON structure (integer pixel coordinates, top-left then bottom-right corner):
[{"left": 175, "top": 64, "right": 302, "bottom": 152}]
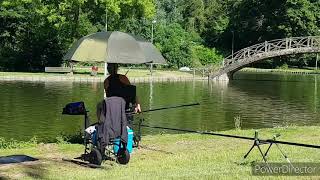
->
[
  {"left": 1, "top": 126, "right": 320, "bottom": 179},
  {"left": 74, "top": 66, "right": 197, "bottom": 77},
  {"left": 0, "top": 68, "right": 196, "bottom": 78}
]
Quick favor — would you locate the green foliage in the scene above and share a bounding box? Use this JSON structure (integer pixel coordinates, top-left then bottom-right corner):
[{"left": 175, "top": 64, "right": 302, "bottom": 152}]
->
[
  {"left": 181, "top": 0, "right": 206, "bottom": 33},
  {"left": 0, "top": 0, "right": 319, "bottom": 70},
  {"left": 202, "top": 0, "right": 232, "bottom": 48},
  {"left": 155, "top": 0, "right": 184, "bottom": 24},
  {"left": 276, "top": 63, "right": 289, "bottom": 70},
  {"left": 0, "top": 134, "right": 83, "bottom": 149},
  {"left": 0, "top": 137, "right": 38, "bottom": 149},
  {"left": 155, "top": 23, "right": 202, "bottom": 68},
  {"left": 190, "top": 45, "right": 223, "bottom": 67},
  {"left": 0, "top": 0, "right": 156, "bottom": 71},
  {"left": 227, "top": 0, "right": 319, "bottom": 50}
]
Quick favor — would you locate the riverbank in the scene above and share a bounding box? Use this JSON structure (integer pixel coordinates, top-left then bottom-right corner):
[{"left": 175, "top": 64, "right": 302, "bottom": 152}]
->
[
  {"left": 241, "top": 67, "right": 320, "bottom": 74},
  {"left": 2, "top": 67, "right": 320, "bottom": 83},
  {"left": 0, "top": 69, "right": 207, "bottom": 83},
  {"left": 1, "top": 126, "right": 320, "bottom": 179}
]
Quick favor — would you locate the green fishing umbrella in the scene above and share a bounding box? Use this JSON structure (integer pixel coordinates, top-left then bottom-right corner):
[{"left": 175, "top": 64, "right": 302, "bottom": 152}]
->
[
  {"left": 63, "top": 31, "right": 150, "bottom": 64},
  {"left": 130, "top": 34, "right": 167, "bottom": 65}
]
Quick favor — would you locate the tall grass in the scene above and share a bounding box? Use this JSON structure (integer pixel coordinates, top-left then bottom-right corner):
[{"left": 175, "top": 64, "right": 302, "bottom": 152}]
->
[
  {"left": 0, "top": 132, "right": 84, "bottom": 149},
  {"left": 0, "top": 137, "right": 38, "bottom": 149}
]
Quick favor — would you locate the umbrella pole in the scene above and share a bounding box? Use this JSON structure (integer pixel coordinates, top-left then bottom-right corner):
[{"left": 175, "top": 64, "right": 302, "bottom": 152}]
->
[{"left": 104, "top": 62, "right": 107, "bottom": 98}]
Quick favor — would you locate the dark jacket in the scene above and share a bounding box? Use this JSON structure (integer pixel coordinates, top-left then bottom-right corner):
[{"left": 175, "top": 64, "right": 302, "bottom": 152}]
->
[{"left": 97, "top": 97, "right": 128, "bottom": 150}]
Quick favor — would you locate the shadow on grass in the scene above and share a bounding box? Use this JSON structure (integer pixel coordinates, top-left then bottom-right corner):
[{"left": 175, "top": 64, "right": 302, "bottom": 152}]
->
[
  {"left": 139, "top": 145, "right": 174, "bottom": 155},
  {"left": 0, "top": 175, "right": 10, "bottom": 180},
  {"left": 0, "top": 160, "right": 47, "bottom": 179},
  {"left": 23, "top": 163, "right": 47, "bottom": 179}
]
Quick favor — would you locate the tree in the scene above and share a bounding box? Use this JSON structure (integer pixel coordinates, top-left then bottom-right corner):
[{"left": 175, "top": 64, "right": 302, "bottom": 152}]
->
[
  {"left": 190, "top": 45, "right": 223, "bottom": 67},
  {"left": 154, "top": 23, "right": 195, "bottom": 67},
  {"left": 227, "top": 0, "right": 319, "bottom": 50},
  {"left": 0, "top": 0, "right": 156, "bottom": 71},
  {"left": 201, "top": 0, "right": 233, "bottom": 49},
  {"left": 181, "top": 0, "right": 206, "bottom": 33},
  {"left": 154, "top": 0, "right": 184, "bottom": 25}
]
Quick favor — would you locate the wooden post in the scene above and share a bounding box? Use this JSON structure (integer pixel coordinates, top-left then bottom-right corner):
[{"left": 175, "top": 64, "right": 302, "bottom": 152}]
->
[
  {"left": 150, "top": 63, "right": 153, "bottom": 77},
  {"left": 265, "top": 41, "right": 268, "bottom": 52},
  {"left": 193, "top": 68, "right": 195, "bottom": 78},
  {"left": 316, "top": 53, "right": 318, "bottom": 71},
  {"left": 289, "top": 38, "right": 292, "bottom": 49}
]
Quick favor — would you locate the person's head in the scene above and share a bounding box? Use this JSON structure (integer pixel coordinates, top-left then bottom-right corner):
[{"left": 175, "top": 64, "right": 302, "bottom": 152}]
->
[{"left": 107, "top": 63, "right": 119, "bottom": 75}]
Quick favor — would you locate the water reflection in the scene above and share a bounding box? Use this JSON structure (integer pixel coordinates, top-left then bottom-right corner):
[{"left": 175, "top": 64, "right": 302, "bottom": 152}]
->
[
  {"left": 149, "top": 78, "right": 153, "bottom": 109},
  {"left": 314, "top": 75, "right": 318, "bottom": 113},
  {"left": 0, "top": 72, "right": 319, "bottom": 141}
]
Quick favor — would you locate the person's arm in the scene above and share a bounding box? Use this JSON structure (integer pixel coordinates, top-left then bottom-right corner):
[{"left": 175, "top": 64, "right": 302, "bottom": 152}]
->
[
  {"left": 134, "top": 97, "right": 141, "bottom": 113},
  {"left": 119, "top": 75, "right": 141, "bottom": 113}
]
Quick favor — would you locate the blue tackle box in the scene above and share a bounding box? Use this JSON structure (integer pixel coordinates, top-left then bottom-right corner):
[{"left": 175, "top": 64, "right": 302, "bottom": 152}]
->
[{"left": 113, "top": 127, "right": 133, "bottom": 154}]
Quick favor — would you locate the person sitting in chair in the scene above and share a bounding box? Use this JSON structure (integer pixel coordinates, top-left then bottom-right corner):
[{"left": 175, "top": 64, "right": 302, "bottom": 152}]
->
[{"left": 104, "top": 63, "right": 141, "bottom": 113}]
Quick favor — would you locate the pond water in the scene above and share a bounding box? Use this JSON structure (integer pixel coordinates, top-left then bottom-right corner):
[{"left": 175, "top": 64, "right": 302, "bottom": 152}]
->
[{"left": 0, "top": 72, "right": 319, "bottom": 141}]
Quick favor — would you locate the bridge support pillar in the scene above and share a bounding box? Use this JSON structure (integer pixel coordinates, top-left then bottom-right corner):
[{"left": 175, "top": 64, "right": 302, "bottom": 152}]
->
[
  {"left": 212, "top": 73, "right": 229, "bottom": 81},
  {"left": 212, "top": 72, "right": 234, "bottom": 81},
  {"left": 228, "top": 71, "right": 235, "bottom": 80}
]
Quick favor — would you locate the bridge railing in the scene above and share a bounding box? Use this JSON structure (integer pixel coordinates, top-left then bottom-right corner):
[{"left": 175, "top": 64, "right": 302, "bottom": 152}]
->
[{"left": 222, "top": 36, "right": 320, "bottom": 68}]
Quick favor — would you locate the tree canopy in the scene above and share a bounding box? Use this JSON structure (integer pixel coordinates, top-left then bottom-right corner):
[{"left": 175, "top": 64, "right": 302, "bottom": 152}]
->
[{"left": 0, "top": 0, "right": 319, "bottom": 71}]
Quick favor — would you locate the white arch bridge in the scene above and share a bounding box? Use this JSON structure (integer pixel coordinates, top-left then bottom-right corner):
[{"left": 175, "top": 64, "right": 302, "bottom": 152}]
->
[{"left": 211, "top": 36, "right": 320, "bottom": 80}]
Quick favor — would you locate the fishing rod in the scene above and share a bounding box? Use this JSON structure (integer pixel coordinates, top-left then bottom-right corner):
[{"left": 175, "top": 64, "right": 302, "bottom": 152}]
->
[
  {"left": 139, "top": 124, "right": 320, "bottom": 149},
  {"left": 141, "top": 102, "right": 200, "bottom": 113},
  {"left": 127, "top": 102, "right": 200, "bottom": 115}
]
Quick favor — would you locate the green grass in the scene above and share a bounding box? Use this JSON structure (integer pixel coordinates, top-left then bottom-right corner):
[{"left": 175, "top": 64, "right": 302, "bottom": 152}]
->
[
  {"left": 1, "top": 126, "right": 320, "bottom": 179},
  {"left": 242, "top": 67, "right": 320, "bottom": 73},
  {"left": 0, "top": 68, "right": 197, "bottom": 79}
]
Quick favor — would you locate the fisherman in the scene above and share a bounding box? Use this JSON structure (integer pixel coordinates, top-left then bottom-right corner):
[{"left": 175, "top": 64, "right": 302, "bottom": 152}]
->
[{"left": 104, "top": 63, "right": 141, "bottom": 113}]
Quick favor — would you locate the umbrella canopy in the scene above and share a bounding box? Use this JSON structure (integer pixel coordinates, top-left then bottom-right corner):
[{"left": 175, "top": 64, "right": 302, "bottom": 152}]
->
[
  {"left": 130, "top": 34, "right": 167, "bottom": 64},
  {"left": 63, "top": 31, "right": 148, "bottom": 64}
]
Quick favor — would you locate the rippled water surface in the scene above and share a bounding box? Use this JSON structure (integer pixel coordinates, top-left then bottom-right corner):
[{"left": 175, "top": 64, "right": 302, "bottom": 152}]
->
[{"left": 1, "top": 72, "right": 319, "bottom": 141}]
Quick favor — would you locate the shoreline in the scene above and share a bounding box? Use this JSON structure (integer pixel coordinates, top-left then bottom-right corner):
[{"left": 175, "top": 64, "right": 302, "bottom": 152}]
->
[
  {"left": 0, "top": 71, "right": 208, "bottom": 83},
  {"left": 1, "top": 67, "right": 320, "bottom": 83},
  {"left": 0, "top": 75, "right": 208, "bottom": 83},
  {"left": 241, "top": 67, "right": 320, "bottom": 74}
]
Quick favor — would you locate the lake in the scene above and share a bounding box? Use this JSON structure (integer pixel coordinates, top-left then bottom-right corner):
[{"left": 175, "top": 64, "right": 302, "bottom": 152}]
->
[{"left": 0, "top": 72, "right": 319, "bottom": 141}]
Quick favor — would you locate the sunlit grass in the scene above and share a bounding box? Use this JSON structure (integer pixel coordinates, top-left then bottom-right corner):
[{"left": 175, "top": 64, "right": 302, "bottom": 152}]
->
[
  {"left": 1, "top": 126, "right": 320, "bottom": 179},
  {"left": 0, "top": 68, "right": 197, "bottom": 79},
  {"left": 242, "top": 67, "right": 319, "bottom": 73}
]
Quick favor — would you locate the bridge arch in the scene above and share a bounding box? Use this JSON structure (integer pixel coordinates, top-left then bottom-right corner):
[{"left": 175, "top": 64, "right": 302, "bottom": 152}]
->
[{"left": 212, "top": 36, "right": 320, "bottom": 80}]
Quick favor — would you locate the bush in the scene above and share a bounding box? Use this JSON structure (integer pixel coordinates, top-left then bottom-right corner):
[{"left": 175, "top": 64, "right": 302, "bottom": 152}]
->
[
  {"left": 191, "top": 45, "right": 223, "bottom": 66},
  {"left": 276, "top": 63, "right": 289, "bottom": 70}
]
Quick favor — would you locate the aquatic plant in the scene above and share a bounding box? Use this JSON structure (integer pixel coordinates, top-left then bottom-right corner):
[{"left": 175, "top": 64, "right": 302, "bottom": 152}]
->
[{"left": 234, "top": 115, "right": 242, "bottom": 130}]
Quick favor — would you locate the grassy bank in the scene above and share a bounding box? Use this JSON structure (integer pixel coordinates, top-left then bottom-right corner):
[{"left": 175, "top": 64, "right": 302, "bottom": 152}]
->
[
  {"left": 0, "top": 68, "right": 197, "bottom": 79},
  {"left": 1, "top": 126, "right": 320, "bottom": 179},
  {"left": 241, "top": 67, "right": 320, "bottom": 74}
]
